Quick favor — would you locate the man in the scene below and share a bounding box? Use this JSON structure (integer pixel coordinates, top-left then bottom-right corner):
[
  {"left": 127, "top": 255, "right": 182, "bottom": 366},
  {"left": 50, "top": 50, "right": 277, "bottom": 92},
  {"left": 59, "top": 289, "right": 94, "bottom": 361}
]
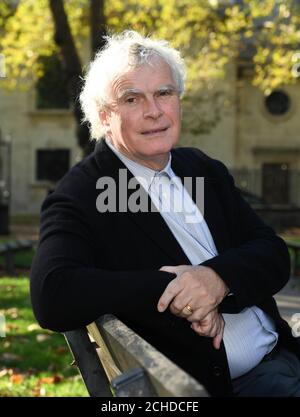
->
[{"left": 30, "top": 30, "right": 300, "bottom": 397}]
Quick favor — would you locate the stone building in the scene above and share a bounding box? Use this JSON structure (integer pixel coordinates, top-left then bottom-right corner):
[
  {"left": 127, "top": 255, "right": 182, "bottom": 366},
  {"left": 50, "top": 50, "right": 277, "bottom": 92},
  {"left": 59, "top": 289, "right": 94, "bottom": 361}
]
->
[
  {"left": 0, "top": 55, "right": 300, "bottom": 226},
  {"left": 182, "top": 64, "right": 300, "bottom": 209},
  {"left": 0, "top": 61, "right": 81, "bottom": 217}
]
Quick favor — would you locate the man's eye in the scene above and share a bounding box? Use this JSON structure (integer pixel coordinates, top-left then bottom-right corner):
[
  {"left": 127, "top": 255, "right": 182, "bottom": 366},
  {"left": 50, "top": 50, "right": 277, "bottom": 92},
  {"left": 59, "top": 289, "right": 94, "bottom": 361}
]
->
[
  {"left": 159, "top": 90, "right": 171, "bottom": 96},
  {"left": 125, "top": 97, "right": 137, "bottom": 104},
  {"left": 158, "top": 89, "right": 176, "bottom": 98}
]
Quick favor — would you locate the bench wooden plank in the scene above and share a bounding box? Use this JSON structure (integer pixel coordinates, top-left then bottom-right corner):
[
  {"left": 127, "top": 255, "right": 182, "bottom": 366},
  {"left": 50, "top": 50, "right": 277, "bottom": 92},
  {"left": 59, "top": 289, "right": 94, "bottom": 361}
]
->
[
  {"left": 65, "top": 314, "right": 209, "bottom": 397},
  {"left": 87, "top": 322, "right": 121, "bottom": 381},
  {"left": 87, "top": 321, "right": 157, "bottom": 397},
  {"left": 92, "top": 314, "right": 209, "bottom": 397}
]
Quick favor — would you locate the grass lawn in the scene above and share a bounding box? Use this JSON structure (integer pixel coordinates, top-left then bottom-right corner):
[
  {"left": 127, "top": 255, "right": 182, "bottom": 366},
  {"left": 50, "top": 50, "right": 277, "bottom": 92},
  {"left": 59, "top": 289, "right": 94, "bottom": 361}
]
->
[
  {"left": 0, "top": 233, "right": 298, "bottom": 397},
  {"left": 0, "top": 277, "right": 88, "bottom": 397}
]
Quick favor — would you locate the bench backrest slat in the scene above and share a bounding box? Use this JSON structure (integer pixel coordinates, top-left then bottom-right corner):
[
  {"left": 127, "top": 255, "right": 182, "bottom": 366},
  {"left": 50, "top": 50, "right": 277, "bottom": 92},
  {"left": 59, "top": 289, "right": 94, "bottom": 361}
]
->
[
  {"left": 65, "top": 314, "right": 209, "bottom": 397},
  {"left": 94, "top": 314, "right": 208, "bottom": 397}
]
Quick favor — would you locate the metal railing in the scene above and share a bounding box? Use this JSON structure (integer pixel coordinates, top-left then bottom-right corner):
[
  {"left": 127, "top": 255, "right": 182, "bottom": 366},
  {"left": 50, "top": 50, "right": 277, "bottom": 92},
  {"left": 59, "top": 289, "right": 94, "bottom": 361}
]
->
[{"left": 230, "top": 168, "right": 300, "bottom": 207}]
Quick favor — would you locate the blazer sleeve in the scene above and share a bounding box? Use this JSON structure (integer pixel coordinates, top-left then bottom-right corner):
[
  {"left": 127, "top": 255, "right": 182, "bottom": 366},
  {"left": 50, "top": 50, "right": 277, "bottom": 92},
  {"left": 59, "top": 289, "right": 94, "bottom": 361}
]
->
[
  {"left": 30, "top": 191, "right": 175, "bottom": 332},
  {"left": 201, "top": 159, "right": 290, "bottom": 311}
]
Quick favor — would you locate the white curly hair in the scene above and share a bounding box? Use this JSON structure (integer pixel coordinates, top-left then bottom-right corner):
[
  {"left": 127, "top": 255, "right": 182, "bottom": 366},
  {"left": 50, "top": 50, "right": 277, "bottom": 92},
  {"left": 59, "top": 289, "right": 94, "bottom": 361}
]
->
[{"left": 79, "top": 30, "right": 186, "bottom": 140}]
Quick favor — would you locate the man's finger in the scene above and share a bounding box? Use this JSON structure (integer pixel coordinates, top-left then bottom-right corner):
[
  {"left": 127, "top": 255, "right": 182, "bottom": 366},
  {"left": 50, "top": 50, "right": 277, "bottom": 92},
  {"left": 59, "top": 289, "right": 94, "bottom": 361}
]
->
[
  {"left": 190, "top": 321, "right": 203, "bottom": 333},
  {"left": 159, "top": 266, "right": 178, "bottom": 273},
  {"left": 213, "top": 332, "right": 223, "bottom": 350},
  {"left": 212, "top": 318, "right": 225, "bottom": 350},
  {"left": 157, "top": 280, "right": 182, "bottom": 312},
  {"left": 159, "top": 265, "right": 191, "bottom": 275},
  {"left": 186, "top": 306, "right": 215, "bottom": 323}
]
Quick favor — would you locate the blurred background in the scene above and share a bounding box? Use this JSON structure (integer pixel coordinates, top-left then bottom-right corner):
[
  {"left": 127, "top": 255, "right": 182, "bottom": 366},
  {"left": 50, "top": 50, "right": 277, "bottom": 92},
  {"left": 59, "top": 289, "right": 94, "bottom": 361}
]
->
[{"left": 0, "top": 0, "right": 300, "bottom": 397}]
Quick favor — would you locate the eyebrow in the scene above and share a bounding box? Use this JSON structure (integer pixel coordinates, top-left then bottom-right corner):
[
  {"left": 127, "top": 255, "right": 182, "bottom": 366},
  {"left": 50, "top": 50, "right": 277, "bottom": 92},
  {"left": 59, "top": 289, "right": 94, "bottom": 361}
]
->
[
  {"left": 118, "top": 88, "right": 141, "bottom": 99},
  {"left": 118, "top": 84, "right": 177, "bottom": 99}
]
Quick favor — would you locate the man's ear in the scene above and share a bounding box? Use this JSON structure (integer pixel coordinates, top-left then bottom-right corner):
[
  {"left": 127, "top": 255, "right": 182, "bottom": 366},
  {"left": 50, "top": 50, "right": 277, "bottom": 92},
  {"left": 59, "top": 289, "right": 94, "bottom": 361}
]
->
[{"left": 99, "top": 109, "right": 111, "bottom": 135}]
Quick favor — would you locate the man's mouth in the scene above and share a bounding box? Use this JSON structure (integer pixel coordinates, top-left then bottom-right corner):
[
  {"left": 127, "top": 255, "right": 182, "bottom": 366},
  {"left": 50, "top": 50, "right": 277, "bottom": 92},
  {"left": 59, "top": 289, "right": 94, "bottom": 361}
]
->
[{"left": 141, "top": 127, "right": 169, "bottom": 135}]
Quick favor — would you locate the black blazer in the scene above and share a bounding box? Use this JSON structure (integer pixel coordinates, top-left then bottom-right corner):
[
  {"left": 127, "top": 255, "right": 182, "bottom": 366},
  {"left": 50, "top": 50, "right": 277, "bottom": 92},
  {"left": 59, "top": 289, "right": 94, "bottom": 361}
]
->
[{"left": 30, "top": 139, "right": 298, "bottom": 397}]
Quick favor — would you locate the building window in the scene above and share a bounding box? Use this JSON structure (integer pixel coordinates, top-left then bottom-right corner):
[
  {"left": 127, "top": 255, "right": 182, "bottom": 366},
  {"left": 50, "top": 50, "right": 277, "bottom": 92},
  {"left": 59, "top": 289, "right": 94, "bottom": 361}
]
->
[
  {"left": 262, "top": 163, "right": 289, "bottom": 204},
  {"left": 36, "top": 149, "right": 70, "bottom": 182},
  {"left": 265, "top": 90, "right": 290, "bottom": 116},
  {"left": 36, "top": 54, "right": 70, "bottom": 109}
]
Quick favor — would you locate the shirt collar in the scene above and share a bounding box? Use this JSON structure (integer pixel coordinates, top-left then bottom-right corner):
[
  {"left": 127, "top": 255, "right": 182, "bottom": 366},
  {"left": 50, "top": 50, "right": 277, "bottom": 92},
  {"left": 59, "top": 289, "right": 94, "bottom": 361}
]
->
[{"left": 105, "top": 138, "right": 177, "bottom": 191}]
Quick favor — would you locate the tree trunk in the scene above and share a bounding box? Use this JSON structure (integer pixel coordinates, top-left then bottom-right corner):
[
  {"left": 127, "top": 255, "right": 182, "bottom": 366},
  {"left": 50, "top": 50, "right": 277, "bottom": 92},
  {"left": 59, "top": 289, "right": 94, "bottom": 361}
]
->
[
  {"left": 49, "top": 0, "right": 106, "bottom": 156},
  {"left": 87, "top": 0, "right": 107, "bottom": 155},
  {"left": 91, "top": 0, "right": 107, "bottom": 56}
]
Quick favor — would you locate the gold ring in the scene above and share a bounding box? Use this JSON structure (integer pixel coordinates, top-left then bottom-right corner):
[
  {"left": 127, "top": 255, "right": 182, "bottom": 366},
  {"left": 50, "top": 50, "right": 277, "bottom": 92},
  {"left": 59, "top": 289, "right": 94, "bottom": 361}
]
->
[{"left": 183, "top": 304, "right": 193, "bottom": 314}]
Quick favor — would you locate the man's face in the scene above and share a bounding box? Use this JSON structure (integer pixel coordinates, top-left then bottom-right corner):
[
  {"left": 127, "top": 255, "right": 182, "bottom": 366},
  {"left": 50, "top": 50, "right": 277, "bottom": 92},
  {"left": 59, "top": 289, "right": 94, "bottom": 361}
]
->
[{"left": 101, "top": 58, "right": 181, "bottom": 168}]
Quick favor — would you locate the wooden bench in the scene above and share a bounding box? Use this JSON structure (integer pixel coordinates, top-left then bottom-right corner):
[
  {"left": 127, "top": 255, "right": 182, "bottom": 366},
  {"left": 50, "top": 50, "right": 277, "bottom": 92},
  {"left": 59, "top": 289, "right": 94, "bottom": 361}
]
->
[
  {"left": 286, "top": 241, "right": 300, "bottom": 277},
  {"left": 64, "top": 314, "right": 209, "bottom": 397},
  {"left": 0, "top": 239, "right": 36, "bottom": 275}
]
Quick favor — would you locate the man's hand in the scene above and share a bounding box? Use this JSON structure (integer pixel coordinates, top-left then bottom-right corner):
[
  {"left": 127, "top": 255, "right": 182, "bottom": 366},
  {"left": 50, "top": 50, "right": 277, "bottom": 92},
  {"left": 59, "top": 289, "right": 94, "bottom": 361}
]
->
[
  {"left": 157, "top": 265, "right": 229, "bottom": 322},
  {"left": 191, "top": 310, "right": 225, "bottom": 350},
  {"left": 157, "top": 265, "right": 228, "bottom": 349}
]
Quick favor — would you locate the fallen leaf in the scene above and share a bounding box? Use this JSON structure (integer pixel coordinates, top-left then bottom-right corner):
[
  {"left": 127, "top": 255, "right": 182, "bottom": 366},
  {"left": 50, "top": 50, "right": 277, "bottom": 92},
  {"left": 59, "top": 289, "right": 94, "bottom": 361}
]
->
[
  {"left": 10, "top": 374, "right": 24, "bottom": 384},
  {"left": 5, "top": 308, "right": 19, "bottom": 319},
  {"left": 53, "top": 374, "right": 62, "bottom": 384},
  {"left": 33, "top": 387, "right": 46, "bottom": 397},
  {"left": 55, "top": 346, "right": 68, "bottom": 355},
  {"left": 0, "top": 369, "right": 9, "bottom": 378},
  {"left": 27, "top": 323, "right": 41, "bottom": 332},
  {"left": 38, "top": 375, "right": 62, "bottom": 385},
  {"left": 5, "top": 323, "right": 19, "bottom": 332},
  {"left": 39, "top": 377, "right": 55, "bottom": 384},
  {"left": 36, "top": 334, "right": 50, "bottom": 342}
]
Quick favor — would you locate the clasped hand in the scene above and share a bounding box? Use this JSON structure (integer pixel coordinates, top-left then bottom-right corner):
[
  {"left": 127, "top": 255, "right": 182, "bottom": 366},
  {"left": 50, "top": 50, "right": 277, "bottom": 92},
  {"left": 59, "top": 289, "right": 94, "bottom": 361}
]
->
[{"left": 157, "top": 265, "right": 228, "bottom": 349}]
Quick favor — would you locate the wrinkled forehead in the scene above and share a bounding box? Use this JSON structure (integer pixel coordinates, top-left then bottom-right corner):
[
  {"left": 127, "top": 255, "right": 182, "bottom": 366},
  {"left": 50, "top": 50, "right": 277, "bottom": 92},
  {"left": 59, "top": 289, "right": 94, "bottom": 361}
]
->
[{"left": 108, "top": 56, "right": 175, "bottom": 99}]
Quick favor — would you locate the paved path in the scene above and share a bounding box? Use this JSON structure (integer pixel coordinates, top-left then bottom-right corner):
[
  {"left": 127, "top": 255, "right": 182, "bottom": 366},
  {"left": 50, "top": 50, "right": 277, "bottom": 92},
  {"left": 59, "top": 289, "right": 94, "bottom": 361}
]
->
[{"left": 275, "top": 278, "right": 300, "bottom": 327}]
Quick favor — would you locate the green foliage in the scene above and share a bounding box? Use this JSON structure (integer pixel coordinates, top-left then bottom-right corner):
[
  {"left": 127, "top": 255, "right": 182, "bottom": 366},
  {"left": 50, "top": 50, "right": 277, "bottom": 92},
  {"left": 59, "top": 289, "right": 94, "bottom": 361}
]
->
[
  {"left": 0, "top": 0, "right": 87, "bottom": 89},
  {"left": 1, "top": 0, "right": 300, "bottom": 93},
  {"left": 247, "top": 0, "right": 300, "bottom": 94},
  {"left": 1, "top": 0, "right": 300, "bottom": 134},
  {"left": 0, "top": 1, "right": 17, "bottom": 33}
]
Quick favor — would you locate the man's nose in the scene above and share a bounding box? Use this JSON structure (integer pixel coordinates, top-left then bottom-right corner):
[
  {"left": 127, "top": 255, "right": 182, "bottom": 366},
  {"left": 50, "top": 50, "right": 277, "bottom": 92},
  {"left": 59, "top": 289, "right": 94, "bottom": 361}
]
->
[{"left": 143, "top": 97, "right": 163, "bottom": 119}]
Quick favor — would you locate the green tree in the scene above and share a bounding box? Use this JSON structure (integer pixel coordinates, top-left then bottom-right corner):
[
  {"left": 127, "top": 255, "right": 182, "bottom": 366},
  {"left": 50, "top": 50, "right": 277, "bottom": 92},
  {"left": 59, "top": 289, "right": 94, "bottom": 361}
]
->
[
  {"left": 1, "top": 0, "right": 106, "bottom": 155},
  {"left": 1, "top": 0, "right": 300, "bottom": 148}
]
